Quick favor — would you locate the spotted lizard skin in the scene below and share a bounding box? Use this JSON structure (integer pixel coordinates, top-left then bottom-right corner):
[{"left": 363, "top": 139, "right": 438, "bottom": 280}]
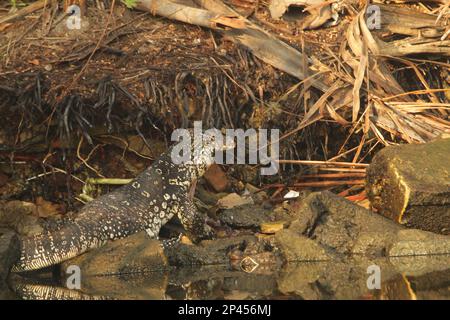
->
[{"left": 12, "top": 132, "right": 222, "bottom": 272}]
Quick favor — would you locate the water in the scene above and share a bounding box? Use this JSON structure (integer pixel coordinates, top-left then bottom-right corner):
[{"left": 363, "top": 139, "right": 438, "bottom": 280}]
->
[{"left": 5, "top": 255, "right": 450, "bottom": 300}]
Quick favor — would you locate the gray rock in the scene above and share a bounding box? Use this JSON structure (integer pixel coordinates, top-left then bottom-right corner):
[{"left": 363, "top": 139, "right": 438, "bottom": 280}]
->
[
  {"left": 218, "top": 204, "right": 274, "bottom": 229},
  {"left": 288, "top": 191, "right": 450, "bottom": 257},
  {"left": 0, "top": 228, "right": 19, "bottom": 281},
  {"left": 165, "top": 235, "right": 256, "bottom": 266},
  {"left": 0, "top": 228, "right": 20, "bottom": 300},
  {"left": 277, "top": 255, "right": 450, "bottom": 300},
  {"left": 274, "top": 229, "right": 330, "bottom": 262},
  {"left": 0, "top": 201, "right": 43, "bottom": 236},
  {"left": 61, "top": 231, "right": 167, "bottom": 276},
  {"left": 366, "top": 138, "right": 450, "bottom": 235},
  {"left": 388, "top": 229, "right": 450, "bottom": 257}
]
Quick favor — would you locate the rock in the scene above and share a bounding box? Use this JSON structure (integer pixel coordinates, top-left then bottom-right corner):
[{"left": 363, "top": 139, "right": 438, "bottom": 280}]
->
[
  {"left": 204, "top": 164, "right": 229, "bottom": 192},
  {"left": 167, "top": 266, "right": 279, "bottom": 299},
  {"left": 388, "top": 229, "right": 450, "bottom": 257},
  {"left": 366, "top": 138, "right": 450, "bottom": 235},
  {"left": 274, "top": 229, "right": 330, "bottom": 262},
  {"left": 0, "top": 229, "right": 19, "bottom": 281},
  {"left": 289, "top": 191, "right": 450, "bottom": 257},
  {"left": 278, "top": 256, "right": 450, "bottom": 300},
  {"left": 233, "top": 238, "right": 283, "bottom": 272},
  {"left": 195, "top": 183, "right": 224, "bottom": 206},
  {"left": 389, "top": 255, "right": 450, "bottom": 277},
  {"left": 0, "top": 228, "right": 19, "bottom": 300},
  {"left": 0, "top": 282, "right": 17, "bottom": 300},
  {"left": 260, "top": 221, "right": 286, "bottom": 234},
  {"left": 165, "top": 235, "right": 256, "bottom": 266},
  {"left": 245, "top": 183, "right": 268, "bottom": 203},
  {"left": 61, "top": 231, "right": 167, "bottom": 276},
  {"left": 277, "top": 258, "right": 400, "bottom": 299},
  {"left": 34, "top": 197, "right": 64, "bottom": 218},
  {"left": 217, "top": 193, "right": 253, "bottom": 209},
  {"left": 68, "top": 273, "right": 167, "bottom": 300},
  {"left": 218, "top": 204, "right": 273, "bottom": 228},
  {"left": 0, "top": 201, "right": 43, "bottom": 236},
  {"left": 10, "top": 280, "right": 108, "bottom": 300}
]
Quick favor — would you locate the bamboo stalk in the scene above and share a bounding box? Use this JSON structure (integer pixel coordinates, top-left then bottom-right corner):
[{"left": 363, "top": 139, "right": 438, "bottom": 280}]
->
[
  {"left": 318, "top": 168, "right": 367, "bottom": 173},
  {"left": 291, "top": 180, "right": 366, "bottom": 187},
  {"left": 298, "top": 172, "right": 366, "bottom": 179},
  {"left": 262, "top": 179, "right": 366, "bottom": 190},
  {"left": 277, "top": 160, "right": 369, "bottom": 167}
]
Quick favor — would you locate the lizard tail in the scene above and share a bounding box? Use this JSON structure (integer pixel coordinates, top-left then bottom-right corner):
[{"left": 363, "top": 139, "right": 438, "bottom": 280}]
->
[{"left": 12, "top": 223, "right": 105, "bottom": 272}]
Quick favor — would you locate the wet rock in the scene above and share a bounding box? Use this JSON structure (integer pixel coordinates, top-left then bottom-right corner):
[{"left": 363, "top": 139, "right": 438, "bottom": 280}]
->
[
  {"left": 0, "top": 201, "right": 44, "bottom": 236},
  {"left": 277, "top": 258, "right": 400, "bottom": 300},
  {"left": 165, "top": 235, "right": 256, "bottom": 266},
  {"left": 388, "top": 229, "right": 450, "bottom": 257},
  {"left": 0, "top": 228, "right": 20, "bottom": 300},
  {"left": 11, "top": 270, "right": 167, "bottom": 300},
  {"left": 61, "top": 231, "right": 167, "bottom": 276},
  {"left": 0, "top": 229, "right": 19, "bottom": 281},
  {"left": 274, "top": 229, "right": 330, "bottom": 262},
  {"left": 366, "top": 138, "right": 450, "bottom": 235},
  {"left": 71, "top": 273, "right": 167, "bottom": 300},
  {"left": 232, "top": 238, "right": 283, "bottom": 272},
  {"left": 405, "top": 267, "right": 450, "bottom": 300},
  {"left": 204, "top": 164, "right": 229, "bottom": 192},
  {"left": 0, "top": 282, "right": 17, "bottom": 300},
  {"left": 386, "top": 255, "right": 450, "bottom": 300},
  {"left": 167, "top": 266, "right": 279, "bottom": 299},
  {"left": 10, "top": 256, "right": 450, "bottom": 300},
  {"left": 277, "top": 255, "right": 450, "bottom": 300},
  {"left": 10, "top": 278, "right": 109, "bottom": 300},
  {"left": 389, "top": 255, "right": 450, "bottom": 277},
  {"left": 288, "top": 191, "right": 450, "bottom": 257},
  {"left": 218, "top": 204, "right": 273, "bottom": 229}
]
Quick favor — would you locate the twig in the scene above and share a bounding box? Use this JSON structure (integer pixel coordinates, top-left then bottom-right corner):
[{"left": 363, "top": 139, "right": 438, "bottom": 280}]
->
[
  {"left": 298, "top": 172, "right": 366, "bottom": 179},
  {"left": 76, "top": 136, "right": 105, "bottom": 178},
  {"left": 277, "top": 160, "right": 369, "bottom": 167},
  {"left": 0, "top": 0, "right": 47, "bottom": 24}
]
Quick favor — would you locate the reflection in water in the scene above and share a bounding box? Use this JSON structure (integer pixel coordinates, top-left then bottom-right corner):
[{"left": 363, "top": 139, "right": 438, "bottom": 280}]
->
[{"left": 6, "top": 255, "right": 450, "bottom": 300}]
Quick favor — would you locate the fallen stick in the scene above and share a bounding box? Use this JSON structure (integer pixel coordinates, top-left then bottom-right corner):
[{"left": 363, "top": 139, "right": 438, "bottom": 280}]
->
[
  {"left": 0, "top": 0, "right": 48, "bottom": 25},
  {"left": 298, "top": 172, "right": 366, "bottom": 179},
  {"left": 262, "top": 179, "right": 366, "bottom": 190},
  {"left": 318, "top": 168, "right": 367, "bottom": 173},
  {"left": 292, "top": 180, "right": 366, "bottom": 187},
  {"left": 277, "top": 159, "right": 369, "bottom": 167}
]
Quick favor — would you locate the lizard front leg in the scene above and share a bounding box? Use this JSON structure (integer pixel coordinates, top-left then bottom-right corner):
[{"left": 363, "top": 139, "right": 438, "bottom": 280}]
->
[{"left": 177, "top": 196, "right": 214, "bottom": 243}]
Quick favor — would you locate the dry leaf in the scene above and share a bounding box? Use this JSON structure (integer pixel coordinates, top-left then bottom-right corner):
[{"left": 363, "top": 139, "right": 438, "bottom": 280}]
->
[{"left": 35, "top": 197, "right": 62, "bottom": 218}]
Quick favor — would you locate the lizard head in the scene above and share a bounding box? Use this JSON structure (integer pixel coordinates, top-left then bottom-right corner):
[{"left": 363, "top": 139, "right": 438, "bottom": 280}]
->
[
  {"left": 169, "top": 127, "right": 235, "bottom": 180},
  {"left": 190, "top": 128, "right": 234, "bottom": 178}
]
